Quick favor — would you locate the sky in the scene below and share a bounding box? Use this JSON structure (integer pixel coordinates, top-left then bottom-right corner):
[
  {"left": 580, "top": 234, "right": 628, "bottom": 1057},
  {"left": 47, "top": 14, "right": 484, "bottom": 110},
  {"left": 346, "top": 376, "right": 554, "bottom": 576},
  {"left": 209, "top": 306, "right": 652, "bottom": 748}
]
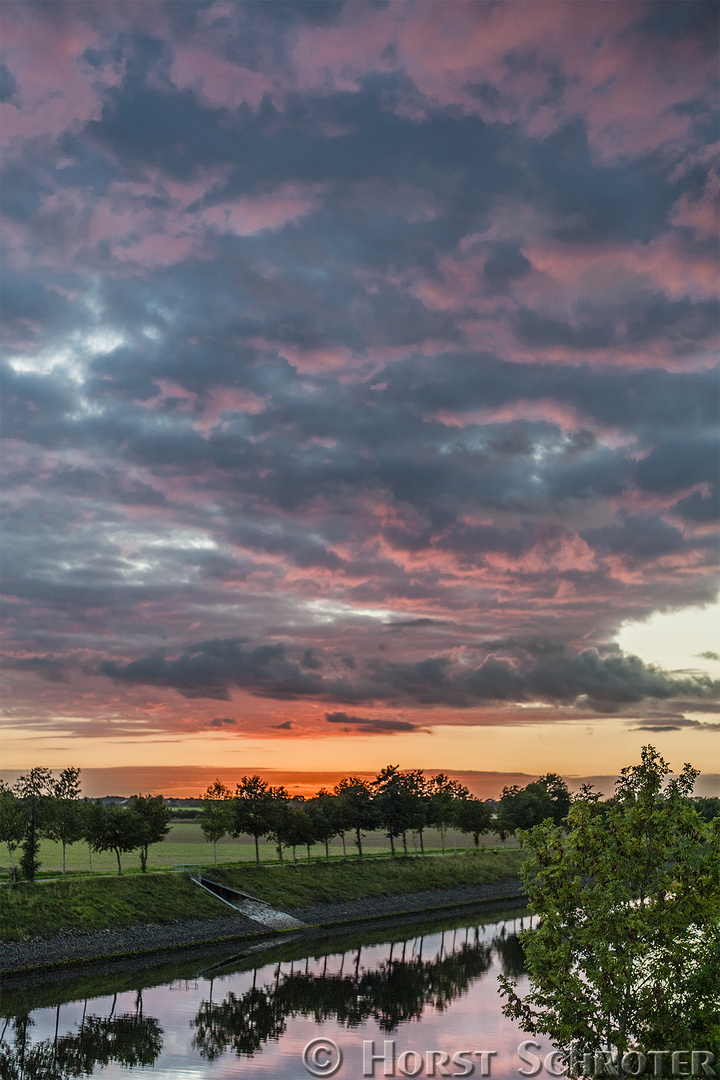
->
[{"left": 1, "top": 0, "right": 719, "bottom": 792}]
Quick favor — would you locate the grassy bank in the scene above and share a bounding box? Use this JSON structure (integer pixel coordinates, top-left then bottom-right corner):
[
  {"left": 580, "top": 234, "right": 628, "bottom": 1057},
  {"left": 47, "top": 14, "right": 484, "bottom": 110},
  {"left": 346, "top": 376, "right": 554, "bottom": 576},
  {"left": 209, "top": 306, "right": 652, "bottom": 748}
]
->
[
  {"left": 0, "top": 850, "right": 525, "bottom": 944},
  {"left": 208, "top": 848, "right": 525, "bottom": 909}
]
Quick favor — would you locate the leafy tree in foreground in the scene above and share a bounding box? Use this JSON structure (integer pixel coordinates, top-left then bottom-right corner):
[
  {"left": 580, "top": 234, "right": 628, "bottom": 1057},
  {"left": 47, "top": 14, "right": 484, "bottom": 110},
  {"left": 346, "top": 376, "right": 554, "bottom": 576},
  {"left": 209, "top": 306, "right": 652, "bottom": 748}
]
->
[{"left": 499, "top": 746, "right": 720, "bottom": 1059}]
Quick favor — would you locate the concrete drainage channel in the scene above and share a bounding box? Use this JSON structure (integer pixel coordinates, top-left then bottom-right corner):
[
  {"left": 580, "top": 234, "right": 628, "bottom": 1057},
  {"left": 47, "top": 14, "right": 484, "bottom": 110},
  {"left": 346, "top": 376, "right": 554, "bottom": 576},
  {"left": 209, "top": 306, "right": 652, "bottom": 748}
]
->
[{"left": 192, "top": 874, "right": 306, "bottom": 930}]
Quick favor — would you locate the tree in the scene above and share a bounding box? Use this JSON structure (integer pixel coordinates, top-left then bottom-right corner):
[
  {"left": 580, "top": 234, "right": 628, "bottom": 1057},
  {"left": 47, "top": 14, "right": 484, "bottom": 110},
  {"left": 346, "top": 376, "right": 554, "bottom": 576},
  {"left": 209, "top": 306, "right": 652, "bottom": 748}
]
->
[
  {"left": 282, "top": 805, "right": 314, "bottom": 862},
  {"left": 0, "top": 783, "right": 25, "bottom": 877},
  {"left": 693, "top": 795, "right": 720, "bottom": 823},
  {"left": 373, "top": 766, "right": 426, "bottom": 856},
  {"left": 535, "top": 772, "right": 572, "bottom": 825},
  {"left": 234, "top": 775, "right": 274, "bottom": 867},
  {"left": 46, "top": 766, "right": 84, "bottom": 877},
  {"left": 496, "top": 782, "right": 554, "bottom": 840},
  {"left": 13, "top": 766, "right": 55, "bottom": 881},
  {"left": 126, "top": 795, "right": 170, "bottom": 872},
  {"left": 454, "top": 797, "right": 492, "bottom": 848},
  {"left": 261, "top": 788, "right": 293, "bottom": 863},
  {"left": 334, "top": 777, "right": 377, "bottom": 859},
  {"left": 499, "top": 746, "right": 720, "bottom": 1059},
  {"left": 427, "top": 774, "right": 469, "bottom": 853},
  {"left": 200, "top": 780, "right": 232, "bottom": 866},
  {"left": 306, "top": 791, "right": 339, "bottom": 859},
  {"left": 86, "top": 801, "right": 140, "bottom": 875}
]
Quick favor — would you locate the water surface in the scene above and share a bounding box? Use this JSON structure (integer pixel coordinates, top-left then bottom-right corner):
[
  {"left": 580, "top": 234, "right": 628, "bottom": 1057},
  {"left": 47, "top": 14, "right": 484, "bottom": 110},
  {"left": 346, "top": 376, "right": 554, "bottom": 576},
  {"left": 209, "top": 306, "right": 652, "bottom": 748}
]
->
[{"left": 1, "top": 908, "right": 556, "bottom": 1079}]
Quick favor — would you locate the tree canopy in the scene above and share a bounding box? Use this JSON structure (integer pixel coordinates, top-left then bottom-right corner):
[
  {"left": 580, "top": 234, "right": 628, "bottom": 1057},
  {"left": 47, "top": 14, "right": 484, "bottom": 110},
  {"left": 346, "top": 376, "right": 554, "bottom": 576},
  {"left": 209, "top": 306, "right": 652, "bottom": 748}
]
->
[{"left": 500, "top": 746, "right": 720, "bottom": 1057}]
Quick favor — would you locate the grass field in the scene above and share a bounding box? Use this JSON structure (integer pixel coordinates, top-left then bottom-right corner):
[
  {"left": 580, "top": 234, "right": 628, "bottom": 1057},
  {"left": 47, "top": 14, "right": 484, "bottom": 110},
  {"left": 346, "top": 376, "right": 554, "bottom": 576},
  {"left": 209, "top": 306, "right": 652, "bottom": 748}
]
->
[
  {"left": 0, "top": 822, "right": 518, "bottom": 879},
  {"left": 0, "top": 849, "right": 526, "bottom": 943}
]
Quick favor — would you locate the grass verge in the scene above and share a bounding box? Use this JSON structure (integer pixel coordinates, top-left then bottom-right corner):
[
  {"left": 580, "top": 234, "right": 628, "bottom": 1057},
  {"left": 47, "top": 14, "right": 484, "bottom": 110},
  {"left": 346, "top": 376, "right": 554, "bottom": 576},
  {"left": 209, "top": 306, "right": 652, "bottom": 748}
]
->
[
  {"left": 0, "top": 849, "right": 525, "bottom": 944},
  {"left": 207, "top": 848, "right": 526, "bottom": 909},
  {"left": 0, "top": 875, "right": 225, "bottom": 944}
]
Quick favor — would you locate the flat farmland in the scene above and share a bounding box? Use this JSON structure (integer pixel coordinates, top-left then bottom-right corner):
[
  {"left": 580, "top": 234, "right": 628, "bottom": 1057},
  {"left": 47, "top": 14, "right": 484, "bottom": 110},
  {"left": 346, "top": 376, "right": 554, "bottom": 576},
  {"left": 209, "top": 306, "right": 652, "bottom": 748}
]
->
[{"left": 2, "top": 822, "right": 517, "bottom": 877}]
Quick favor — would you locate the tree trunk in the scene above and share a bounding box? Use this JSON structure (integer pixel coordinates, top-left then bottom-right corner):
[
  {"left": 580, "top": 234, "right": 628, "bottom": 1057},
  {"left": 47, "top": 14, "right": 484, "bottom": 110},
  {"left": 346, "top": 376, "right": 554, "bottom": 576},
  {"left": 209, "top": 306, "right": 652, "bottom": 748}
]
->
[
  {"left": 254, "top": 833, "right": 260, "bottom": 867},
  {"left": 419, "top": 829, "right": 425, "bottom": 855},
  {"left": 341, "top": 832, "right": 346, "bottom": 858},
  {"left": 390, "top": 834, "right": 395, "bottom": 857},
  {"left": 115, "top": 848, "right": 122, "bottom": 874},
  {"left": 62, "top": 840, "right": 67, "bottom": 878},
  {"left": 355, "top": 827, "right": 363, "bottom": 859},
  {"left": 325, "top": 838, "right": 329, "bottom": 859},
  {"left": 277, "top": 843, "right": 283, "bottom": 863},
  {"left": 213, "top": 838, "right": 217, "bottom": 866},
  {"left": 402, "top": 831, "right": 408, "bottom": 855}
]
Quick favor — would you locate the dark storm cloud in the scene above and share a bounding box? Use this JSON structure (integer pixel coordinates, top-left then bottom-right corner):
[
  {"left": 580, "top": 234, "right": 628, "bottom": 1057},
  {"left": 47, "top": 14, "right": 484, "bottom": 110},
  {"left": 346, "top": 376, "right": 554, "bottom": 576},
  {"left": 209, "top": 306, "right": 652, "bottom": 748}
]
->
[
  {"left": 98, "top": 637, "right": 718, "bottom": 711},
  {"left": 100, "top": 639, "right": 329, "bottom": 701},
  {"left": 325, "top": 711, "right": 421, "bottom": 733},
  {"left": 1, "top": 0, "right": 718, "bottom": 738}
]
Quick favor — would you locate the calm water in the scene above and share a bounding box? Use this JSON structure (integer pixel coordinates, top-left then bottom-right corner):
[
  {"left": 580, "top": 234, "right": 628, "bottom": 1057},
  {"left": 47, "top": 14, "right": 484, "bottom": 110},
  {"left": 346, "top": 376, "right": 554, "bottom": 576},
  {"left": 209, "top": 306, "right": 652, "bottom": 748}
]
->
[{"left": 0, "top": 908, "right": 557, "bottom": 1079}]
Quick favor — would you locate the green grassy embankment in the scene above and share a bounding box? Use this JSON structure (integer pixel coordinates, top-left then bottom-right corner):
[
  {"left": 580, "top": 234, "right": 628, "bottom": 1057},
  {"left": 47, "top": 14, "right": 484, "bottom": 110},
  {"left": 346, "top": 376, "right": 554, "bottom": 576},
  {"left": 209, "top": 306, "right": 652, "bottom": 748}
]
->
[
  {"left": 0, "top": 849, "right": 525, "bottom": 944},
  {"left": 207, "top": 848, "right": 525, "bottom": 909}
]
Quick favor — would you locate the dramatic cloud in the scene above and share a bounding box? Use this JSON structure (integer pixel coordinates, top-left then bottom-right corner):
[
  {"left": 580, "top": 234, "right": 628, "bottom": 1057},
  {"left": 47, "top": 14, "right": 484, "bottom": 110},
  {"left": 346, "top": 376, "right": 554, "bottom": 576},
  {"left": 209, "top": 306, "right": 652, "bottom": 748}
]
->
[{"left": 1, "top": 1, "right": 717, "bottom": 751}]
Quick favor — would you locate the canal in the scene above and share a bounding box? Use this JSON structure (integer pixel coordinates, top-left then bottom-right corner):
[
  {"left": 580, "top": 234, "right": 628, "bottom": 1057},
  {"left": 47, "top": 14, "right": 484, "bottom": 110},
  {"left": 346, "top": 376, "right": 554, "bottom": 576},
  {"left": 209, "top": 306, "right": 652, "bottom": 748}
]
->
[{"left": 0, "top": 907, "right": 554, "bottom": 1078}]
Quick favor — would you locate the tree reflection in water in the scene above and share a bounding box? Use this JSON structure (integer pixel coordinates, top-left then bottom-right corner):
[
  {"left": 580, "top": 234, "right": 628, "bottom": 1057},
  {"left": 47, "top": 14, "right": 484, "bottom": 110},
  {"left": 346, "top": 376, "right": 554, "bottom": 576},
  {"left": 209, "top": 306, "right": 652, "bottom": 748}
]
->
[
  {"left": 0, "top": 919, "right": 528, "bottom": 1075},
  {"left": 192, "top": 926, "right": 520, "bottom": 1061},
  {"left": 0, "top": 992, "right": 163, "bottom": 1079}
]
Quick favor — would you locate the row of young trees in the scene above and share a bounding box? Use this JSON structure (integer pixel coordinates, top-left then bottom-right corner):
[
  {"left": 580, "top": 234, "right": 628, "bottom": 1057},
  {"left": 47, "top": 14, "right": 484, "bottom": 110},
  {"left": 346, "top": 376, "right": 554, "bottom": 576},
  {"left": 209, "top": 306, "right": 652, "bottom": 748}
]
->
[
  {"left": 0, "top": 767, "right": 170, "bottom": 880},
  {"left": 198, "top": 767, "right": 574, "bottom": 865}
]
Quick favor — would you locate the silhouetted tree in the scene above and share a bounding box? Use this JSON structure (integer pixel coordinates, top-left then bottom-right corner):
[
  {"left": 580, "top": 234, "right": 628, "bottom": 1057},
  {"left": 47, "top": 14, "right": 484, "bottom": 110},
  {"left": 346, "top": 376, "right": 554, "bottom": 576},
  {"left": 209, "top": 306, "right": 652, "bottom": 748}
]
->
[
  {"left": 454, "top": 797, "right": 492, "bottom": 848},
  {"left": 233, "top": 776, "right": 274, "bottom": 867},
  {"left": 0, "top": 783, "right": 25, "bottom": 878},
  {"left": 13, "top": 767, "right": 55, "bottom": 882},
  {"left": 126, "top": 795, "right": 170, "bottom": 872},
  {"left": 85, "top": 801, "right": 139, "bottom": 875},
  {"left": 200, "top": 779, "right": 232, "bottom": 866},
  {"left": 306, "top": 790, "right": 340, "bottom": 859},
  {"left": 427, "top": 774, "right": 470, "bottom": 853},
  {"left": 334, "top": 777, "right": 377, "bottom": 859},
  {"left": 46, "top": 767, "right": 84, "bottom": 878}
]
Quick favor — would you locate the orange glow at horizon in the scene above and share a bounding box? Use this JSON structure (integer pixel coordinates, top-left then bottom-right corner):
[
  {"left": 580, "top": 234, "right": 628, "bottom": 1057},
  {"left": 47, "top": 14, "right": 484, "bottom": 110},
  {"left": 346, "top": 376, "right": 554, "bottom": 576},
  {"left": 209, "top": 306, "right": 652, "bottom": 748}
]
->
[{"left": 3, "top": 716, "right": 719, "bottom": 787}]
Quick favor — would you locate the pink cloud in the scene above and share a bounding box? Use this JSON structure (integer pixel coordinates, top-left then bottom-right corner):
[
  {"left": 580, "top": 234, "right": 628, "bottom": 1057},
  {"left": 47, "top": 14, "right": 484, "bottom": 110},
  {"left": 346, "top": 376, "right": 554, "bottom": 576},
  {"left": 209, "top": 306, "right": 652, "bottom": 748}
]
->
[
  {"left": 0, "top": 5, "right": 123, "bottom": 155},
  {"left": 201, "top": 184, "right": 324, "bottom": 236},
  {"left": 289, "top": 2, "right": 714, "bottom": 164},
  {"left": 195, "top": 388, "right": 267, "bottom": 433}
]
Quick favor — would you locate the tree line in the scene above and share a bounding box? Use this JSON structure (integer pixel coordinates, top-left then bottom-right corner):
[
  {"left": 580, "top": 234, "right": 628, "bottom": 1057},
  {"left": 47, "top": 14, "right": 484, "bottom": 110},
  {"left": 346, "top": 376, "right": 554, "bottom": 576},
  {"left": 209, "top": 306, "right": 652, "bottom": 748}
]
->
[
  {"left": 197, "top": 767, "right": 575, "bottom": 866},
  {"left": 0, "top": 767, "right": 170, "bottom": 880},
  {"left": 3, "top": 763, "right": 717, "bottom": 880}
]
